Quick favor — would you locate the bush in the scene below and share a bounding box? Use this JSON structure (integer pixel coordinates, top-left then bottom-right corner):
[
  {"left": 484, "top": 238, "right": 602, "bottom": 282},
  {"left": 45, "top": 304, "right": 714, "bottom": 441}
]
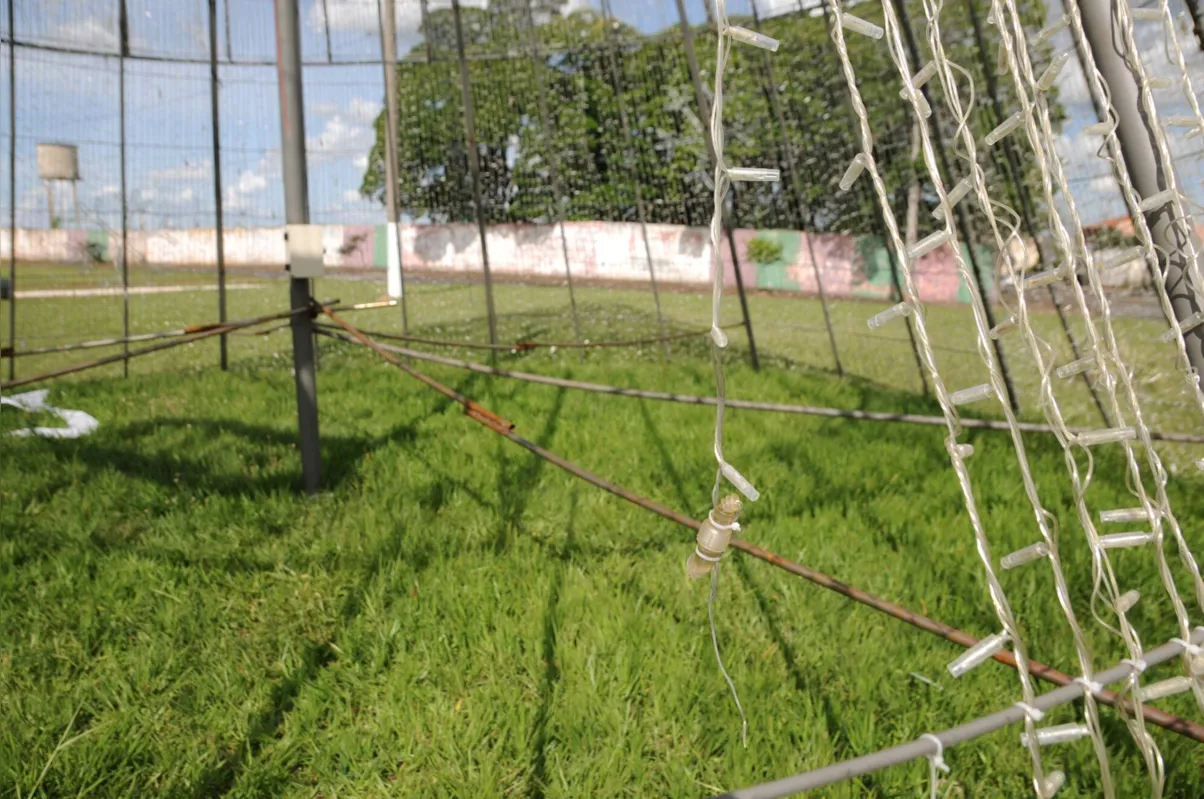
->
[{"left": 746, "top": 237, "right": 784, "bottom": 265}]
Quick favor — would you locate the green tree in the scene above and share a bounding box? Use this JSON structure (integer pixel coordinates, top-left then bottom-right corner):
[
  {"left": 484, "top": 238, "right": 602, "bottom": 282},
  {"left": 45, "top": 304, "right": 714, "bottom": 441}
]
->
[{"left": 359, "top": 0, "right": 1058, "bottom": 239}]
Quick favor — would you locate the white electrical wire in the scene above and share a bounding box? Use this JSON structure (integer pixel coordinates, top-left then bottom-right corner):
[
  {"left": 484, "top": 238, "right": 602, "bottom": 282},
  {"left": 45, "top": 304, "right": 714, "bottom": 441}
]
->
[
  {"left": 827, "top": 2, "right": 1053, "bottom": 791},
  {"left": 705, "top": 0, "right": 773, "bottom": 507}
]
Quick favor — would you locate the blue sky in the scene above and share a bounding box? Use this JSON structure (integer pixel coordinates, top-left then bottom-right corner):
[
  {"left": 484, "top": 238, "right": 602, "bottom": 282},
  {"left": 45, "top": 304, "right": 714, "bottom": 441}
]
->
[{"left": 2, "top": 0, "right": 1202, "bottom": 233}]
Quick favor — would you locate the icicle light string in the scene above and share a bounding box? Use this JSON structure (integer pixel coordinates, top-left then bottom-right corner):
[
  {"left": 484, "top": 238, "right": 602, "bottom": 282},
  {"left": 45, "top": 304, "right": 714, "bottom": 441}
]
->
[
  {"left": 992, "top": 0, "right": 1204, "bottom": 765},
  {"left": 704, "top": 0, "right": 777, "bottom": 507},
  {"left": 907, "top": 0, "right": 1118, "bottom": 792},
  {"left": 828, "top": 1, "right": 1049, "bottom": 791}
]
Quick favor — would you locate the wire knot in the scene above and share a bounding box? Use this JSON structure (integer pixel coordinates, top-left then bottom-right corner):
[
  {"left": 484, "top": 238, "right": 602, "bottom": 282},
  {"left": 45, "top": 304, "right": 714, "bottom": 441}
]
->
[
  {"left": 1074, "top": 676, "right": 1103, "bottom": 697},
  {"left": 920, "top": 734, "right": 950, "bottom": 773},
  {"left": 1171, "top": 638, "right": 1204, "bottom": 658},
  {"left": 1014, "top": 702, "right": 1045, "bottom": 722},
  {"left": 1122, "top": 657, "right": 1149, "bottom": 674}
]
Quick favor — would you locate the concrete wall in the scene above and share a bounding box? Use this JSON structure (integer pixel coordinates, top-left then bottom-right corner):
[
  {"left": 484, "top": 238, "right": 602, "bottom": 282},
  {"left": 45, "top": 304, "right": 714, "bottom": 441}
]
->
[{"left": 3, "top": 222, "right": 1015, "bottom": 304}]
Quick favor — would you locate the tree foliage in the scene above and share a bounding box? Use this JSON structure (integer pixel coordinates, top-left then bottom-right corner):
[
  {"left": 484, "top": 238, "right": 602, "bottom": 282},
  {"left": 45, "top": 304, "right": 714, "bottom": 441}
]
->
[{"left": 359, "top": 0, "right": 1058, "bottom": 239}]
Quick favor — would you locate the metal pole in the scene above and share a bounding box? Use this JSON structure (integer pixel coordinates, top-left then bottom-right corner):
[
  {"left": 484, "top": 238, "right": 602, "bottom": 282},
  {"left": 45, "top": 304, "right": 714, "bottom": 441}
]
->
[
  {"left": 1078, "top": 0, "right": 1204, "bottom": 378},
  {"left": 377, "top": 0, "right": 409, "bottom": 333},
  {"left": 672, "top": 0, "right": 760, "bottom": 370},
  {"left": 223, "top": 0, "right": 233, "bottom": 61},
  {"left": 6, "top": 0, "right": 14, "bottom": 382},
  {"left": 522, "top": 0, "right": 584, "bottom": 355},
  {"left": 208, "top": 0, "right": 228, "bottom": 370},
  {"left": 273, "top": 0, "right": 322, "bottom": 495},
  {"left": 962, "top": 0, "right": 1110, "bottom": 425},
  {"left": 815, "top": 1, "right": 928, "bottom": 393},
  {"left": 450, "top": 0, "right": 498, "bottom": 345},
  {"left": 750, "top": 0, "right": 842, "bottom": 376},
  {"left": 44, "top": 181, "right": 53, "bottom": 228},
  {"left": 599, "top": 0, "right": 672, "bottom": 363},
  {"left": 712, "top": 630, "right": 1204, "bottom": 799},
  {"left": 1181, "top": 0, "right": 1204, "bottom": 53},
  {"left": 119, "top": 0, "right": 130, "bottom": 378},
  {"left": 321, "top": 0, "right": 333, "bottom": 62},
  {"left": 889, "top": 0, "right": 1019, "bottom": 413},
  {"left": 419, "top": 0, "right": 435, "bottom": 64}
]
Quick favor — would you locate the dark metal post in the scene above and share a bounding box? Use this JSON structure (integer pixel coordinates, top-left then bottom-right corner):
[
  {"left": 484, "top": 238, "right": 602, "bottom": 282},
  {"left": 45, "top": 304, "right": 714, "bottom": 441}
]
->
[
  {"left": 599, "top": 0, "right": 672, "bottom": 362},
  {"left": 671, "top": 0, "right": 760, "bottom": 370},
  {"left": 889, "top": 0, "right": 1019, "bottom": 411},
  {"left": 1077, "top": 0, "right": 1204, "bottom": 379},
  {"left": 451, "top": 0, "right": 498, "bottom": 345},
  {"left": 1181, "top": 0, "right": 1204, "bottom": 53},
  {"left": 522, "top": 0, "right": 584, "bottom": 353},
  {"left": 223, "top": 0, "right": 233, "bottom": 60},
  {"left": 6, "top": 0, "right": 14, "bottom": 381},
  {"left": 962, "top": 0, "right": 1108, "bottom": 425},
  {"left": 273, "top": 0, "right": 322, "bottom": 495},
  {"left": 751, "top": 0, "right": 842, "bottom": 375},
  {"left": 321, "top": 0, "right": 333, "bottom": 62},
  {"left": 119, "top": 0, "right": 130, "bottom": 378},
  {"left": 208, "top": 0, "right": 228, "bottom": 370},
  {"left": 377, "top": 0, "right": 409, "bottom": 332}
]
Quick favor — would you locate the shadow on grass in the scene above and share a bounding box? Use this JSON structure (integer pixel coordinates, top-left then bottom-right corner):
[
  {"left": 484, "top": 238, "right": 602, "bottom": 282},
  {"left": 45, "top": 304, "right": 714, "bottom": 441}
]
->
[{"left": 527, "top": 489, "right": 578, "bottom": 798}]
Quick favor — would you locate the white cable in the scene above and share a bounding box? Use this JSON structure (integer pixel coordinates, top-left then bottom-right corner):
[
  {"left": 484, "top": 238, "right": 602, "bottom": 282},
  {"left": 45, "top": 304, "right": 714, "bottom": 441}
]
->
[
  {"left": 709, "top": 563, "right": 748, "bottom": 748},
  {"left": 920, "top": 733, "right": 950, "bottom": 799}
]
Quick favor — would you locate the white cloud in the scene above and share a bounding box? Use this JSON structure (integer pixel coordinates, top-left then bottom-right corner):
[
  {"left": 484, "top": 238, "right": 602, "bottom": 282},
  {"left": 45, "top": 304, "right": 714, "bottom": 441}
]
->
[
  {"left": 353, "top": 154, "right": 369, "bottom": 170},
  {"left": 308, "top": 0, "right": 427, "bottom": 53},
  {"left": 51, "top": 16, "right": 119, "bottom": 52},
  {"left": 343, "top": 188, "right": 364, "bottom": 203},
  {"left": 224, "top": 153, "right": 277, "bottom": 210},
  {"left": 307, "top": 113, "right": 376, "bottom": 164},
  {"left": 147, "top": 159, "right": 212, "bottom": 184},
  {"left": 348, "top": 98, "right": 382, "bottom": 125}
]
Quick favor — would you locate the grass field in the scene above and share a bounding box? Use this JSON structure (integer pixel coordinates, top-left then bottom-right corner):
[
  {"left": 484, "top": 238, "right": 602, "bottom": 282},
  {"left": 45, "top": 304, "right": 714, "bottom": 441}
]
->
[{"left": 3, "top": 268, "right": 1204, "bottom": 797}]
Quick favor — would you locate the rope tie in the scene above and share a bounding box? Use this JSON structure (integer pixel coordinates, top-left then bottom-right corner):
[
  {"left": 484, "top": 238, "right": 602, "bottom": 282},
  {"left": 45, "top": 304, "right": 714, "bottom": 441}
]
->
[
  {"left": 1122, "top": 657, "right": 1149, "bottom": 674},
  {"left": 920, "top": 733, "right": 950, "bottom": 799},
  {"left": 1075, "top": 676, "right": 1103, "bottom": 697},
  {"left": 1014, "top": 702, "right": 1045, "bottom": 722},
  {"left": 1171, "top": 638, "right": 1204, "bottom": 658}
]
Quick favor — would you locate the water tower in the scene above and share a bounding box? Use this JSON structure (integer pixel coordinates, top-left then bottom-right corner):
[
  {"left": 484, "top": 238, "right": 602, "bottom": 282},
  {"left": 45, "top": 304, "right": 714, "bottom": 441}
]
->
[{"left": 36, "top": 143, "right": 81, "bottom": 230}]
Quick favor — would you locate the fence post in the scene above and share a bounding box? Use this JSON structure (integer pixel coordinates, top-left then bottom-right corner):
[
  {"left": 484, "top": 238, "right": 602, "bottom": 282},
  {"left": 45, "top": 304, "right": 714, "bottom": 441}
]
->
[
  {"left": 6, "top": 0, "right": 15, "bottom": 382},
  {"left": 377, "top": 0, "right": 409, "bottom": 333},
  {"left": 599, "top": 0, "right": 672, "bottom": 362},
  {"left": 888, "top": 0, "right": 1019, "bottom": 412},
  {"left": 671, "top": 0, "right": 761, "bottom": 370},
  {"left": 962, "top": 0, "right": 1109, "bottom": 425},
  {"left": 450, "top": 0, "right": 498, "bottom": 345},
  {"left": 1078, "top": 0, "right": 1204, "bottom": 380},
  {"left": 522, "top": 0, "right": 584, "bottom": 354},
  {"left": 751, "top": 0, "right": 842, "bottom": 376},
  {"left": 119, "top": 0, "right": 131, "bottom": 378},
  {"left": 208, "top": 0, "right": 228, "bottom": 371},
  {"left": 273, "top": 0, "right": 322, "bottom": 495}
]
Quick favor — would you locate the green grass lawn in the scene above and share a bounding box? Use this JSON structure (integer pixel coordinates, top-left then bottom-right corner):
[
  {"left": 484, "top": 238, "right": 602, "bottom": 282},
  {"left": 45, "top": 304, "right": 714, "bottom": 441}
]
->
[{"left": 3, "top": 273, "right": 1204, "bottom": 797}]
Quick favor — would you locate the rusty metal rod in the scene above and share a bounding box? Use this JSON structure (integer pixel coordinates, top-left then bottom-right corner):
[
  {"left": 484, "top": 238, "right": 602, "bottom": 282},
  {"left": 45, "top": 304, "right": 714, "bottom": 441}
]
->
[
  {"left": 323, "top": 316, "right": 1204, "bottom": 744},
  {"left": 0, "top": 306, "right": 308, "bottom": 390},
  {"left": 313, "top": 327, "right": 1204, "bottom": 446},
  {"left": 326, "top": 321, "right": 742, "bottom": 353}
]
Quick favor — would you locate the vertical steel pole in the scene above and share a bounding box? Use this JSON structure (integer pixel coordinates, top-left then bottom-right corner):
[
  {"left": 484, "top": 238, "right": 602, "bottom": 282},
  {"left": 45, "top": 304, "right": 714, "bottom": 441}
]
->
[
  {"left": 44, "top": 182, "right": 53, "bottom": 228},
  {"left": 274, "top": 0, "right": 322, "bottom": 495},
  {"left": 377, "top": 0, "right": 409, "bottom": 332},
  {"left": 451, "top": 0, "right": 498, "bottom": 345},
  {"left": 321, "top": 0, "right": 333, "bottom": 62},
  {"left": 962, "top": 0, "right": 1109, "bottom": 425},
  {"left": 1077, "top": 0, "right": 1204, "bottom": 379},
  {"left": 672, "top": 0, "right": 760, "bottom": 370},
  {"left": 522, "top": 0, "right": 583, "bottom": 353},
  {"left": 209, "top": 0, "right": 228, "bottom": 370},
  {"left": 119, "top": 0, "right": 130, "bottom": 378},
  {"left": 751, "top": 0, "right": 842, "bottom": 376},
  {"left": 6, "top": 0, "right": 15, "bottom": 382},
  {"left": 599, "top": 0, "right": 672, "bottom": 362},
  {"left": 888, "top": 0, "right": 1018, "bottom": 411},
  {"left": 224, "top": 0, "right": 233, "bottom": 61}
]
